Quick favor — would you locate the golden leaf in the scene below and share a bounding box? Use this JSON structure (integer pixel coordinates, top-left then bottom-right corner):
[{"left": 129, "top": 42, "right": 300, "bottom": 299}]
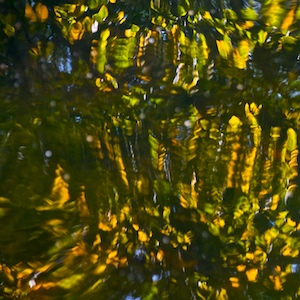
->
[
  {"left": 237, "top": 265, "right": 246, "bottom": 272},
  {"left": 216, "top": 34, "right": 232, "bottom": 59},
  {"left": 25, "top": 4, "right": 37, "bottom": 22},
  {"left": 180, "top": 194, "right": 189, "bottom": 208},
  {"left": 2, "top": 265, "right": 15, "bottom": 284},
  {"left": 93, "top": 264, "right": 106, "bottom": 275},
  {"left": 90, "top": 254, "right": 98, "bottom": 264},
  {"left": 281, "top": 245, "right": 299, "bottom": 257},
  {"left": 233, "top": 48, "right": 246, "bottom": 69},
  {"left": 138, "top": 230, "right": 148, "bottom": 242},
  {"left": 269, "top": 275, "right": 283, "bottom": 291},
  {"left": 228, "top": 115, "right": 242, "bottom": 129},
  {"left": 110, "top": 215, "right": 118, "bottom": 228},
  {"left": 77, "top": 188, "right": 90, "bottom": 218},
  {"left": 119, "top": 257, "right": 128, "bottom": 267},
  {"left": 17, "top": 268, "right": 33, "bottom": 279},
  {"left": 281, "top": 4, "right": 296, "bottom": 31},
  {"left": 50, "top": 164, "right": 70, "bottom": 206},
  {"left": 107, "top": 250, "right": 118, "bottom": 259},
  {"left": 156, "top": 250, "right": 164, "bottom": 261},
  {"left": 35, "top": 3, "right": 49, "bottom": 22},
  {"left": 69, "top": 21, "right": 84, "bottom": 44},
  {"left": 132, "top": 223, "right": 139, "bottom": 231},
  {"left": 98, "top": 222, "right": 111, "bottom": 231},
  {"left": 93, "top": 234, "right": 101, "bottom": 247},
  {"left": 246, "top": 268, "right": 258, "bottom": 282},
  {"left": 229, "top": 277, "right": 239, "bottom": 288}
]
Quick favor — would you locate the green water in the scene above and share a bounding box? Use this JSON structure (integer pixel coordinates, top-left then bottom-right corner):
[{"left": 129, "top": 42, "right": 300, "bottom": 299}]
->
[{"left": 1, "top": 0, "right": 300, "bottom": 299}]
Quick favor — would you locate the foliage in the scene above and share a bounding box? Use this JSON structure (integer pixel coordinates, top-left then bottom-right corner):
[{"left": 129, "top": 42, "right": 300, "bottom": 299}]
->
[{"left": 0, "top": 0, "right": 300, "bottom": 299}]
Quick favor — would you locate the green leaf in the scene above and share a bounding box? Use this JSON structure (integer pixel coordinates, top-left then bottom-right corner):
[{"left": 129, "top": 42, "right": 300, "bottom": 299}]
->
[
  {"left": 93, "top": 5, "right": 108, "bottom": 23},
  {"left": 178, "top": 5, "right": 187, "bottom": 17},
  {"left": 281, "top": 35, "right": 296, "bottom": 45},
  {"left": 257, "top": 30, "right": 267, "bottom": 45},
  {"left": 3, "top": 24, "right": 15, "bottom": 37},
  {"left": 224, "top": 9, "right": 238, "bottom": 21},
  {"left": 57, "top": 274, "right": 84, "bottom": 289},
  {"left": 122, "top": 95, "right": 139, "bottom": 106},
  {"left": 88, "top": 0, "right": 107, "bottom": 10},
  {"left": 241, "top": 7, "right": 258, "bottom": 20}
]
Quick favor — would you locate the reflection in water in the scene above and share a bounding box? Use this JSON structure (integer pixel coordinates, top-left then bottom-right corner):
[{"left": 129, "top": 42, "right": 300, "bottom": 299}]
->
[
  {"left": 0, "top": 92, "right": 299, "bottom": 298},
  {"left": 1, "top": 1, "right": 300, "bottom": 298}
]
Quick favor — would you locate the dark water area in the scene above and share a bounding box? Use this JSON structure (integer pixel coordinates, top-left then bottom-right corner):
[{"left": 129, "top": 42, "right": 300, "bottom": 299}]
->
[{"left": 1, "top": 1, "right": 300, "bottom": 299}]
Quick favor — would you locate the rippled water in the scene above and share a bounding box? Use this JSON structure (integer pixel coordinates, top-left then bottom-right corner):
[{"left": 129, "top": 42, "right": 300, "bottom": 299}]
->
[{"left": 1, "top": 1, "right": 300, "bottom": 299}]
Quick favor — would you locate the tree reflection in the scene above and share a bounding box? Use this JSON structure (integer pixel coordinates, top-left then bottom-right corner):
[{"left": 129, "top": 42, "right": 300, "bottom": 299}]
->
[{"left": 0, "top": 0, "right": 300, "bottom": 299}]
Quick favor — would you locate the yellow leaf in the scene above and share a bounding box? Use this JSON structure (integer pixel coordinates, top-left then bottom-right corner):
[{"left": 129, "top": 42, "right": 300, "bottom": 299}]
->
[
  {"left": 57, "top": 274, "right": 83, "bottom": 289},
  {"left": 49, "top": 164, "right": 70, "bottom": 206},
  {"left": 95, "top": 77, "right": 102, "bottom": 87},
  {"left": 138, "top": 230, "right": 148, "bottom": 242},
  {"left": 228, "top": 116, "right": 242, "bottom": 128},
  {"left": 263, "top": 227, "right": 279, "bottom": 246},
  {"left": 117, "top": 11, "right": 125, "bottom": 24},
  {"left": 108, "top": 250, "right": 118, "bottom": 259},
  {"left": 119, "top": 257, "right": 128, "bottom": 267},
  {"left": 281, "top": 245, "right": 299, "bottom": 257},
  {"left": 269, "top": 270, "right": 283, "bottom": 291},
  {"left": 110, "top": 215, "right": 118, "bottom": 228},
  {"left": 69, "top": 21, "right": 84, "bottom": 44},
  {"left": 273, "top": 276, "right": 283, "bottom": 291},
  {"left": 156, "top": 250, "right": 164, "bottom": 261},
  {"left": 94, "top": 264, "right": 106, "bottom": 275},
  {"left": 105, "top": 73, "right": 118, "bottom": 89},
  {"left": 258, "top": 30, "right": 268, "bottom": 45},
  {"left": 237, "top": 265, "right": 246, "bottom": 272},
  {"left": 246, "top": 268, "right": 258, "bottom": 282},
  {"left": 37, "top": 282, "right": 56, "bottom": 290},
  {"left": 25, "top": 4, "right": 37, "bottom": 22},
  {"left": 132, "top": 223, "right": 139, "bottom": 231},
  {"left": 93, "top": 234, "right": 101, "bottom": 247},
  {"left": 98, "top": 222, "right": 111, "bottom": 231},
  {"left": 281, "top": 4, "right": 296, "bottom": 31},
  {"left": 202, "top": 11, "right": 212, "bottom": 19},
  {"left": 35, "top": 3, "right": 49, "bottom": 22},
  {"left": 77, "top": 189, "right": 90, "bottom": 218},
  {"left": 238, "top": 40, "right": 249, "bottom": 59},
  {"left": 229, "top": 277, "right": 239, "bottom": 288},
  {"left": 17, "top": 268, "right": 33, "bottom": 279},
  {"left": 286, "top": 128, "right": 297, "bottom": 152},
  {"left": 100, "top": 27, "right": 110, "bottom": 40},
  {"left": 177, "top": 232, "right": 184, "bottom": 243},
  {"left": 218, "top": 34, "right": 232, "bottom": 59},
  {"left": 286, "top": 217, "right": 296, "bottom": 227},
  {"left": 90, "top": 254, "right": 98, "bottom": 264},
  {"left": 233, "top": 49, "right": 246, "bottom": 69},
  {"left": 180, "top": 194, "right": 189, "bottom": 208},
  {"left": 246, "top": 252, "right": 254, "bottom": 260}
]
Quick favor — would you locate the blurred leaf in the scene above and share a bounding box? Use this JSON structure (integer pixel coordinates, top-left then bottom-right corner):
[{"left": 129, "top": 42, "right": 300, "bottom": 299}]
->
[
  {"left": 57, "top": 274, "right": 84, "bottom": 289},
  {"left": 246, "top": 268, "right": 258, "bottom": 282},
  {"left": 94, "top": 5, "right": 108, "bottom": 23},
  {"left": 35, "top": 3, "right": 49, "bottom": 22},
  {"left": 88, "top": 0, "right": 107, "bottom": 10},
  {"left": 241, "top": 7, "right": 258, "bottom": 20},
  {"left": 257, "top": 30, "right": 268, "bottom": 45},
  {"left": 25, "top": 4, "right": 37, "bottom": 22},
  {"left": 3, "top": 24, "right": 15, "bottom": 37},
  {"left": 216, "top": 34, "right": 232, "bottom": 59}
]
